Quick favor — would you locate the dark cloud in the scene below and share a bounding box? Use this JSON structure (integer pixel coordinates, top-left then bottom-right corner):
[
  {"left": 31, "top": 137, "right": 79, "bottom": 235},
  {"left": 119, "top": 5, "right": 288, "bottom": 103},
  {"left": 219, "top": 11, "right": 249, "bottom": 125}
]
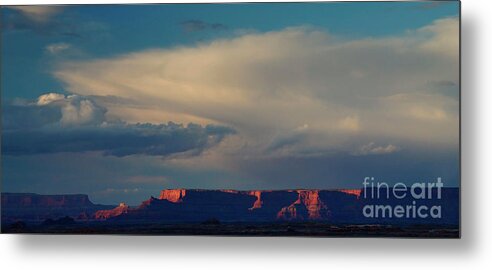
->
[
  {"left": 230, "top": 148, "right": 459, "bottom": 188},
  {"left": 180, "top": 20, "right": 227, "bottom": 33},
  {"left": 2, "top": 122, "right": 235, "bottom": 157},
  {"left": 2, "top": 102, "right": 62, "bottom": 130},
  {"left": 266, "top": 131, "right": 307, "bottom": 153},
  {"left": 2, "top": 94, "right": 236, "bottom": 157}
]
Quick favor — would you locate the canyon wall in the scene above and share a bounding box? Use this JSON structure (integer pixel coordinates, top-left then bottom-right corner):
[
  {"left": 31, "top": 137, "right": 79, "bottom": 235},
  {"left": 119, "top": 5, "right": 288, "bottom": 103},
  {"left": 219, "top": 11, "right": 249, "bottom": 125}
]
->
[
  {"left": 1, "top": 193, "right": 114, "bottom": 223},
  {"left": 100, "top": 188, "right": 458, "bottom": 226},
  {"left": 2, "top": 188, "right": 459, "bottom": 226}
]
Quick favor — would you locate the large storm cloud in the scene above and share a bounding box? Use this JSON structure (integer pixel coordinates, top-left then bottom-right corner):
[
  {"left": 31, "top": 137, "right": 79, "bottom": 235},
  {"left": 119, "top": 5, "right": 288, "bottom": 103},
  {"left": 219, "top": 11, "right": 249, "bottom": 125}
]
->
[
  {"left": 2, "top": 93, "right": 236, "bottom": 157},
  {"left": 1, "top": 16, "right": 460, "bottom": 196},
  {"left": 54, "top": 18, "right": 459, "bottom": 158}
]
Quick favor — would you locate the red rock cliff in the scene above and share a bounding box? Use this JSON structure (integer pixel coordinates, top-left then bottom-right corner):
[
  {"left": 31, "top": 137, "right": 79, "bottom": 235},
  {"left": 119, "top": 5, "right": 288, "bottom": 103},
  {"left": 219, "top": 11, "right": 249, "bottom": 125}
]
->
[
  {"left": 1, "top": 193, "right": 94, "bottom": 207},
  {"left": 116, "top": 188, "right": 367, "bottom": 222},
  {"left": 338, "top": 189, "right": 362, "bottom": 198},
  {"left": 248, "top": 191, "right": 263, "bottom": 210},
  {"left": 159, "top": 189, "right": 187, "bottom": 203},
  {"left": 276, "top": 190, "right": 329, "bottom": 220},
  {"left": 94, "top": 203, "right": 129, "bottom": 220},
  {"left": 1, "top": 193, "right": 113, "bottom": 222}
]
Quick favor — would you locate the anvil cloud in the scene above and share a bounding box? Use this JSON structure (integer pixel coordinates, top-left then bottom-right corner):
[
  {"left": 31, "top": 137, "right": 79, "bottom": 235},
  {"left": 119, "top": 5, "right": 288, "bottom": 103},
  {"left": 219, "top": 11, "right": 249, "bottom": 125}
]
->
[{"left": 54, "top": 18, "right": 459, "bottom": 159}]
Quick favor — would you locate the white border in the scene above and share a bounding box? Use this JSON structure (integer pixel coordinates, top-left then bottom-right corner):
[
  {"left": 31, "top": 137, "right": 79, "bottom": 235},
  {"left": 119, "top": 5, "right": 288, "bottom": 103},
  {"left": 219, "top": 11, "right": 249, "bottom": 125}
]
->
[{"left": 2, "top": 0, "right": 492, "bottom": 269}]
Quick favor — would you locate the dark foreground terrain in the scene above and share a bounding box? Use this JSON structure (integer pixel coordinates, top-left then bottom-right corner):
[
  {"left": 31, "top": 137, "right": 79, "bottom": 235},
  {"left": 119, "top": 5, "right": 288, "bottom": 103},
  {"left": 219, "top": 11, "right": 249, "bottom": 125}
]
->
[{"left": 2, "top": 220, "right": 459, "bottom": 238}]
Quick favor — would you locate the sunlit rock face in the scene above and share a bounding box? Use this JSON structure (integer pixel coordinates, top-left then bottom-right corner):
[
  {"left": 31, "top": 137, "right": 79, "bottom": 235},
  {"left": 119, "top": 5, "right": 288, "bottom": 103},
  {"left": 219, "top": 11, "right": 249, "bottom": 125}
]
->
[
  {"left": 338, "top": 189, "right": 362, "bottom": 198},
  {"left": 94, "top": 203, "right": 129, "bottom": 220},
  {"left": 247, "top": 190, "right": 299, "bottom": 220},
  {"left": 113, "top": 189, "right": 257, "bottom": 223},
  {"left": 248, "top": 191, "right": 263, "bottom": 210},
  {"left": 276, "top": 190, "right": 329, "bottom": 220},
  {"left": 111, "top": 189, "right": 365, "bottom": 223},
  {"left": 2, "top": 188, "right": 460, "bottom": 226},
  {"left": 159, "top": 189, "right": 187, "bottom": 203}
]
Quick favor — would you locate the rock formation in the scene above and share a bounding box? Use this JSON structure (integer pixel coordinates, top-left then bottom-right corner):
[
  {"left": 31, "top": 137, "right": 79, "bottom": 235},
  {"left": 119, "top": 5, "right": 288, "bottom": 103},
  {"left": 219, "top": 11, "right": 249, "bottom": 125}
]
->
[
  {"left": 1, "top": 193, "right": 114, "bottom": 223},
  {"left": 94, "top": 203, "right": 130, "bottom": 220},
  {"left": 2, "top": 188, "right": 459, "bottom": 226}
]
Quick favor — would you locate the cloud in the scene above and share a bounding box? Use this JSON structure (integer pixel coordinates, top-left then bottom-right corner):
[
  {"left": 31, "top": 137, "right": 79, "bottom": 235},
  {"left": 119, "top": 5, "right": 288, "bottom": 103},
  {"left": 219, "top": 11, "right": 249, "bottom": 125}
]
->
[
  {"left": 1, "top": 18, "right": 460, "bottom": 194},
  {"left": 35, "top": 93, "right": 106, "bottom": 126},
  {"left": 60, "top": 96, "right": 106, "bottom": 126},
  {"left": 97, "top": 187, "right": 140, "bottom": 195},
  {"left": 8, "top": 6, "right": 63, "bottom": 22},
  {"left": 352, "top": 142, "right": 400, "bottom": 156},
  {"left": 54, "top": 17, "right": 459, "bottom": 160},
  {"left": 2, "top": 93, "right": 236, "bottom": 157},
  {"left": 337, "top": 115, "right": 360, "bottom": 132},
  {"left": 1, "top": 93, "right": 106, "bottom": 128},
  {"left": 36, "top": 92, "right": 65, "bottom": 105},
  {"left": 45, "top": 42, "right": 71, "bottom": 54},
  {"left": 2, "top": 6, "right": 66, "bottom": 35},
  {"left": 2, "top": 122, "right": 235, "bottom": 157},
  {"left": 2, "top": 6, "right": 107, "bottom": 38},
  {"left": 266, "top": 124, "right": 309, "bottom": 154},
  {"left": 180, "top": 20, "right": 227, "bottom": 32},
  {"left": 416, "top": 17, "right": 459, "bottom": 58}
]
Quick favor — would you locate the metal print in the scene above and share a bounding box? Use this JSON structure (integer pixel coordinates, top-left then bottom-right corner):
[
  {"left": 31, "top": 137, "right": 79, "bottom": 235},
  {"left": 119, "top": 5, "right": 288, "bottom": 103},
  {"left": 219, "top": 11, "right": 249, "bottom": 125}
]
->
[{"left": 0, "top": 2, "right": 460, "bottom": 237}]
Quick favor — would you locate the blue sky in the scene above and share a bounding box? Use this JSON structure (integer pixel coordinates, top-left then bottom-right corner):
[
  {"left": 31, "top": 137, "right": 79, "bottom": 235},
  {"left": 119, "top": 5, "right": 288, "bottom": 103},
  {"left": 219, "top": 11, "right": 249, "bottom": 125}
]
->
[
  {"left": 2, "top": 2, "right": 458, "bottom": 100},
  {"left": 1, "top": 2, "right": 460, "bottom": 205}
]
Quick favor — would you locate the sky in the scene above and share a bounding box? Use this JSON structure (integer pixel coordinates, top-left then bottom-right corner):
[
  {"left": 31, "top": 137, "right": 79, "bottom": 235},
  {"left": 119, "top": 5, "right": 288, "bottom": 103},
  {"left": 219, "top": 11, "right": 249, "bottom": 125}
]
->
[{"left": 1, "top": 2, "right": 460, "bottom": 205}]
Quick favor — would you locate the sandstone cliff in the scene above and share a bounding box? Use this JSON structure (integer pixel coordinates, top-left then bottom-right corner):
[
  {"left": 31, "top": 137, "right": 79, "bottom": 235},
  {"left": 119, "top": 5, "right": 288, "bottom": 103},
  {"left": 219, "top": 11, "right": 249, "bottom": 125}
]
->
[{"left": 1, "top": 193, "right": 114, "bottom": 222}]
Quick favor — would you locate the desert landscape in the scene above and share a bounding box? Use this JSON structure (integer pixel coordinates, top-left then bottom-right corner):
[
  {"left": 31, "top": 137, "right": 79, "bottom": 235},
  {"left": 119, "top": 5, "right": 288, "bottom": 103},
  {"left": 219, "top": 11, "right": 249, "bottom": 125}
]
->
[{"left": 1, "top": 188, "right": 459, "bottom": 237}]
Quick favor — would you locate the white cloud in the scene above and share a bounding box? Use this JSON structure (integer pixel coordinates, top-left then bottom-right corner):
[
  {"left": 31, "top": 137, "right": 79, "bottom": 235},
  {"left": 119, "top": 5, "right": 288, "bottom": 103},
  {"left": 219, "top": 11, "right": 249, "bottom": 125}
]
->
[
  {"left": 46, "top": 43, "right": 71, "bottom": 54},
  {"left": 337, "top": 115, "right": 360, "bottom": 132},
  {"left": 417, "top": 18, "right": 460, "bottom": 58},
  {"left": 353, "top": 142, "right": 400, "bottom": 156},
  {"left": 36, "top": 93, "right": 106, "bottom": 126},
  {"left": 60, "top": 98, "right": 103, "bottom": 126},
  {"left": 36, "top": 92, "right": 65, "bottom": 105},
  {"left": 54, "top": 18, "right": 459, "bottom": 157},
  {"left": 8, "top": 6, "right": 62, "bottom": 23}
]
